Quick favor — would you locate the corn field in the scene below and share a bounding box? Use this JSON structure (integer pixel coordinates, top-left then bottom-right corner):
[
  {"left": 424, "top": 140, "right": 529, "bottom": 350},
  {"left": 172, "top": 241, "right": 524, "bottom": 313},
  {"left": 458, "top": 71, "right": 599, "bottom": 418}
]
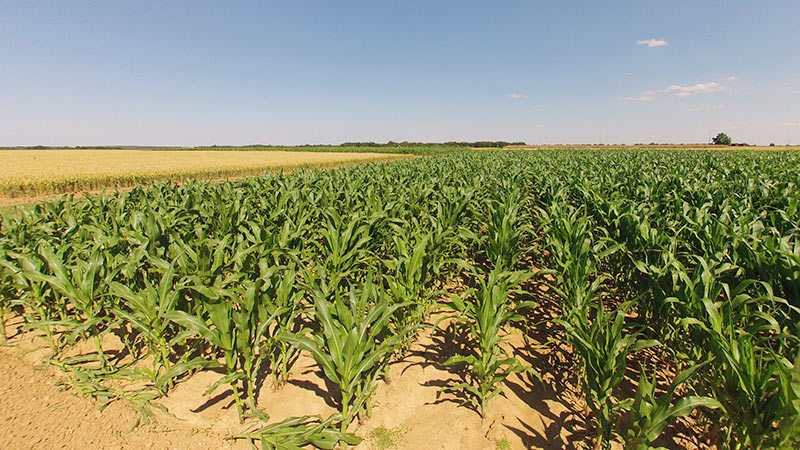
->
[{"left": 1, "top": 149, "right": 798, "bottom": 449}]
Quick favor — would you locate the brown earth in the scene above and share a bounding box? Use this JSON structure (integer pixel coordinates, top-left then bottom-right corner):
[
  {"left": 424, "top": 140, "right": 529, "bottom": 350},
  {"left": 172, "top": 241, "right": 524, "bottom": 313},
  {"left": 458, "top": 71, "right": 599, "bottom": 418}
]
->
[{"left": 0, "top": 297, "right": 713, "bottom": 450}]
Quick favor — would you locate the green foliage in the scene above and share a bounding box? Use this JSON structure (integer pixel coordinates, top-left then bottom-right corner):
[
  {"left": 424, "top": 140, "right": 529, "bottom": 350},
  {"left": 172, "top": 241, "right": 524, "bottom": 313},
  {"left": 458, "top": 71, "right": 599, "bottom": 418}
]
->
[
  {"left": 485, "top": 182, "right": 528, "bottom": 271},
  {"left": 367, "top": 426, "right": 406, "bottom": 450},
  {"left": 279, "top": 278, "right": 410, "bottom": 430},
  {"left": 624, "top": 361, "right": 722, "bottom": 450},
  {"left": 556, "top": 302, "right": 659, "bottom": 448},
  {"left": 444, "top": 266, "right": 535, "bottom": 416},
  {"left": 229, "top": 414, "right": 362, "bottom": 450},
  {"left": 713, "top": 132, "right": 733, "bottom": 145},
  {"left": 496, "top": 436, "right": 512, "bottom": 450}
]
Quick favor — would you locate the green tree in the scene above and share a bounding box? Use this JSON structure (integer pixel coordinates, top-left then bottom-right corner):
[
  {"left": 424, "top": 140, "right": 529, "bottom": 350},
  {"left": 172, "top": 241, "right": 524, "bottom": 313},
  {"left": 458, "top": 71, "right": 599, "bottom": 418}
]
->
[{"left": 712, "top": 132, "right": 732, "bottom": 145}]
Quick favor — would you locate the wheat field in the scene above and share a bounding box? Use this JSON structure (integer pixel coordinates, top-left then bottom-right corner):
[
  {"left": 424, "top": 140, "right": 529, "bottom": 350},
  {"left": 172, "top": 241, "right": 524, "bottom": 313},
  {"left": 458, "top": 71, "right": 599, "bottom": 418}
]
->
[{"left": 0, "top": 149, "right": 405, "bottom": 199}]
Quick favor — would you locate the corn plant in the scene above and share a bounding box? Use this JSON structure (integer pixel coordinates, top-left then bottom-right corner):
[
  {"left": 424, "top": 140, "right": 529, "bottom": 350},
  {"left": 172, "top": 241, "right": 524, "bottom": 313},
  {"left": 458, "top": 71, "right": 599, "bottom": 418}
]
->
[
  {"left": 110, "top": 263, "right": 183, "bottom": 370},
  {"left": 624, "top": 360, "right": 722, "bottom": 450},
  {"left": 382, "top": 228, "right": 446, "bottom": 333},
  {"left": 108, "top": 261, "right": 215, "bottom": 393},
  {"left": 0, "top": 250, "right": 61, "bottom": 348},
  {"left": 230, "top": 413, "right": 362, "bottom": 450},
  {"left": 680, "top": 278, "right": 800, "bottom": 449},
  {"left": 556, "top": 302, "right": 659, "bottom": 450},
  {"left": 278, "top": 278, "right": 409, "bottom": 431},
  {"left": 443, "top": 265, "right": 535, "bottom": 417},
  {"left": 537, "top": 202, "right": 622, "bottom": 315},
  {"left": 22, "top": 246, "right": 118, "bottom": 367},
  {"left": 315, "top": 209, "right": 375, "bottom": 288},
  {"left": 484, "top": 186, "right": 528, "bottom": 270},
  {"left": 166, "top": 278, "right": 282, "bottom": 422},
  {"left": 0, "top": 248, "right": 16, "bottom": 343},
  {"left": 257, "top": 262, "right": 306, "bottom": 388}
]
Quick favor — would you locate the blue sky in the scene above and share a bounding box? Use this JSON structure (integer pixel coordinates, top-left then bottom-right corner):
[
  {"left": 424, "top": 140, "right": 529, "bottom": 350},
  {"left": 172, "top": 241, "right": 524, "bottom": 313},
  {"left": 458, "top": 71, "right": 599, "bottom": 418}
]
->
[{"left": 2, "top": 1, "right": 799, "bottom": 146}]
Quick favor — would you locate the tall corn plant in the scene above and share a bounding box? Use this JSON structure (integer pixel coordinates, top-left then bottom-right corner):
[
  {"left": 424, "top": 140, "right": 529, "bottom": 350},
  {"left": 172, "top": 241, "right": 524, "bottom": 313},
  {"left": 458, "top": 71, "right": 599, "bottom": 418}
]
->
[
  {"left": 537, "top": 202, "right": 622, "bottom": 315},
  {"left": 278, "top": 278, "right": 409, "bottom": 431},
  {"left": 257, "top": 262, "right": 306, "bottom": 388},
  {"left": 108, "top": 261, "right": 216, "bottom": 394},
  {"left": 0, "top": 248, "right": 17, "bottom": 343},
  {"left": 624, "top": 360, "right": 721, "bottom": 450},
  {"left": 485, "top": 186, "right": 528, "bottom": 271},
  {"left": 556, "top": 302, "right": 659, "bottom": 450},
  {"left": 0, "top": 250, "right": 62, "bottom": 348},
  {"left": 382, "top": 229, "right": 444, "bottom": 332},
  {"left": 166, "top": 278, "right": 282, "bottom": 422},
  {"left": 315, "top": 210, "right": 375, "bottom": 288},
  {"left": 444, "top": 265, "right": 535, "bottom": 417},
  {"left": 679, "top": 276, "right": 800, "bottom": 449},
  {"left": 110, "top": 262, "right": 182, "bottom": 370},
  {"left": 22, "top": 246, "right": 118, "bottom": 367},
  {"left": 540, "top": 200, "right": 654, "bottom": 449}
]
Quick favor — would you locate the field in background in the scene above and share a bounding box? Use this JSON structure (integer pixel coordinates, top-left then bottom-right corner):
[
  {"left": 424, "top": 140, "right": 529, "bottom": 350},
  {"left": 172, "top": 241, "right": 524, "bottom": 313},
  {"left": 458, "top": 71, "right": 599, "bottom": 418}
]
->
[
  {"left": 0, "top": 149, "right": 408, "bottom": 200},
  {"left": 165, "top": 144, "right": 468, "bottom": 155}
]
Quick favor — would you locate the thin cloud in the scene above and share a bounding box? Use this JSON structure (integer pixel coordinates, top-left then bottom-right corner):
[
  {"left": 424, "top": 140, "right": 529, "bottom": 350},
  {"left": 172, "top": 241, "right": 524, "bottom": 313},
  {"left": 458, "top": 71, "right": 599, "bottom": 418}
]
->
[
  {"left": 623, "top": 95, "right": 655, "bottom": 102},
  {"left": 726, "top": 76, "right": 737, "bottom": 81},
  {"left": 535, "top": 124, "right": 543, "bottom": 128},
  {"left": 637, "top": 38, "right": 668, "bottom": 48},
  {"left": 622, "top": 90, "right": 656, "bottom": 102},
  {"left": 686, "top": 107, "right": 703, "bottom": 112},
  {"left": 509, "top": 92, "right": 527, "bottom": 99},
  {"left": 665, "top": 82, "right": 722, "bottom": 97}
]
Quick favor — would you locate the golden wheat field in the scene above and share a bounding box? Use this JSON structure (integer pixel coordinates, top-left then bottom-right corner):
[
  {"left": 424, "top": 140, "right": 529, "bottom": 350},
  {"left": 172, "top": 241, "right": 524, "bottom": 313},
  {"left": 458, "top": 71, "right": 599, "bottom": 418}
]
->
[{"left": 0, "top": 149, "right": 405, "bottom": 199}]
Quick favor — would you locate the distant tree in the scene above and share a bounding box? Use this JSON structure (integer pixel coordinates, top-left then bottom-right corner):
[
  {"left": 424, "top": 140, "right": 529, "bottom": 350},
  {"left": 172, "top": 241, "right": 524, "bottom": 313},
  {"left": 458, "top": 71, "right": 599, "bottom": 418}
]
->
[{"left": 712, "top": 132, "right": 732, "bottom": 145}]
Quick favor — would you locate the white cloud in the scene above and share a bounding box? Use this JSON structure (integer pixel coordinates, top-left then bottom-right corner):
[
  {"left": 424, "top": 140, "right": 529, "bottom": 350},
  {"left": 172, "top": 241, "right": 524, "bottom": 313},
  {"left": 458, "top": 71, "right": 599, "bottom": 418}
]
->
[
  {"left": 626, "top": 72, "right": 633, "bottom": 76},
  {"left": 625, "top": 78, "right": 730, "bottom": 102},
  {"left": 623, "top": 95, "right": 655, "bottom": 102},
  {"left": 622, "top": 90, "right": 656, "bottom": 102},
  {"left": 637, "top": 38, "right": 668, "bottom": 48},
  {"left": 509, "top": 92, "right": 527, "bottom": 99},
  {"left": 535, "top": 124, "right": 543, "bottom": 128},
  {"left": 665, "top": 81, "right": 722, "bottom": 97}
]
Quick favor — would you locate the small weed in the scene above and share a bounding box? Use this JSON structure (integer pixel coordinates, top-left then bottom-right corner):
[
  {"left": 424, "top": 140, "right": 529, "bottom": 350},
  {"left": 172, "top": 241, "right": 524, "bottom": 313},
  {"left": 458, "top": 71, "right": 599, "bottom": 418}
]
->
[
  {"left": 496, "top": 436, "right": 511, "bottom": 450},
  {"left": 368, "top": 426, "right": 406, "bottom": 450}
]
